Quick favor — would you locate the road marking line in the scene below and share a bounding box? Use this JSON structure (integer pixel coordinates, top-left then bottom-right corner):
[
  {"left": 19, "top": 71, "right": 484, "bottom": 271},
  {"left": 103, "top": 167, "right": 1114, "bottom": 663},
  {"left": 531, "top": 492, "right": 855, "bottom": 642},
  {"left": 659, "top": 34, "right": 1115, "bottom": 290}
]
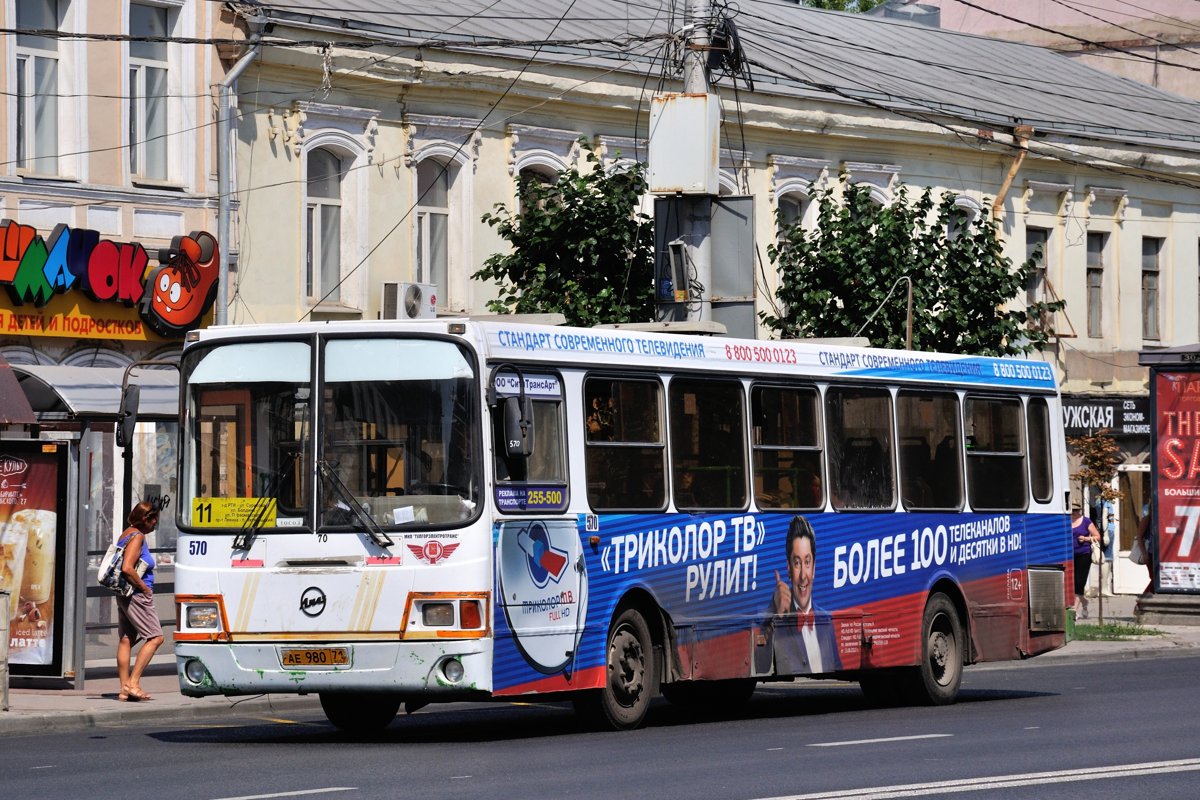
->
[
  {"left": 751, "top": 758, "right": 1200, "bottom": 800},
  {"left": 808, "top": 734, "right": 953, "bottom": 747},
  {"left": 210, "top": 788, "right": 357, "bottom": 800}
]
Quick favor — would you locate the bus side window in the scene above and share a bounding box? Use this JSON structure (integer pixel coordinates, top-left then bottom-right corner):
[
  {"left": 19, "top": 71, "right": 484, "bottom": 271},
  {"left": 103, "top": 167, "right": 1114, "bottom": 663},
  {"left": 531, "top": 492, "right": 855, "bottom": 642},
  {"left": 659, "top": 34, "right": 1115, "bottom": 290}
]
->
[
  {"left": 584, "top": 378, "right": 665, "bottom": 511},
  {"left": 897, "top": 390, "right": 962, "bottom": 511},
  {"left": 669, "top": 378, "right": 747, "bottom": 510},
  {"left": 751, "top": 384, "right": 823, "bottom": 510},
  {"left": 826, "top": 387, "right": 895, "bottom": 511},
  {"left": 965, "top": 395, "right": 1028, "bottom": 511}
]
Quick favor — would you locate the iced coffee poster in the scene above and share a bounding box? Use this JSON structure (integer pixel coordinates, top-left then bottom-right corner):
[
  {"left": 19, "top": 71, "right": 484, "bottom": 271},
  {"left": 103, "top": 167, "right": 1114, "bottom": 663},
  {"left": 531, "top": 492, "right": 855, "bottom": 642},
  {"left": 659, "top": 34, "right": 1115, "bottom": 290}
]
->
[{"left": 0, "top": 442, "right": 68, "bottom": 673}]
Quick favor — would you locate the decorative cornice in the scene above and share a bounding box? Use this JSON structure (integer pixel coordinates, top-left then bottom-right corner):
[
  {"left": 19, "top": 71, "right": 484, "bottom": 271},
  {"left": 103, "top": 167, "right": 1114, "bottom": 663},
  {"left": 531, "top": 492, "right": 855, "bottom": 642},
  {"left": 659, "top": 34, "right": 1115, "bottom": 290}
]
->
[
  {"left": 1084, "top": 185, "right": 1129, "bottom": 223},
  {"left": 403, "top": 114, "right": 483, "bottom": 167},
  {"left": 769, "top": 154, "right": 829, "bottom": 201},
  {"left": 291, "top": 101, "right": 379, "bottom": 161},
  {"left": 508, "top": 124, "right": 582, "bottom": 176}
]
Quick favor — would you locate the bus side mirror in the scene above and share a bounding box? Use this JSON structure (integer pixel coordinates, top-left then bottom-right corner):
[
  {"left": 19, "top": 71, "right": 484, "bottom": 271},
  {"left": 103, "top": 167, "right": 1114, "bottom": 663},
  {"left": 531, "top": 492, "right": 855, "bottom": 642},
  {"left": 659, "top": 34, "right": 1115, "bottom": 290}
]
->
[
  {"left": 116, "top": 385, "right": 141, "bottom": 449},
  {"left": 503, "top": 395, "right": 534, "bottom": 459}
]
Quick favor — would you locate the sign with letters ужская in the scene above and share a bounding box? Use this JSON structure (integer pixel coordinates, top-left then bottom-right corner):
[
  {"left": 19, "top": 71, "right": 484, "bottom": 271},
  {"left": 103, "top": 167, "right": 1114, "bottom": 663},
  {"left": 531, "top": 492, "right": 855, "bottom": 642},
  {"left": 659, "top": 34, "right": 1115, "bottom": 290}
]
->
[{"left": 1061, "top": 395, "right": 1150, "bottom": 441}]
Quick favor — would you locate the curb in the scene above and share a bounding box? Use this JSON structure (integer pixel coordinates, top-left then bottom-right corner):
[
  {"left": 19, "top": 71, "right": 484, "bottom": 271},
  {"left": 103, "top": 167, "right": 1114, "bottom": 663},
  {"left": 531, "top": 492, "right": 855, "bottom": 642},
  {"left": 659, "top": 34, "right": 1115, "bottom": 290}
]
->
[{"left": 0, "top": 694, "right": 324, "bottom": 737}]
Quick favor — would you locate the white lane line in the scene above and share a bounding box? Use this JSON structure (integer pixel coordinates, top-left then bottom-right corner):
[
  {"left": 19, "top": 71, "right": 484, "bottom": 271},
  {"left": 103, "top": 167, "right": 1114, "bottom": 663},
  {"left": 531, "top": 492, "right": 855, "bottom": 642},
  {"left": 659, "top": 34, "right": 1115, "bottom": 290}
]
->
[
  {"left": 808, "top": 734, "right": 953, "bottom": 748},
  {"left": 29, "top": 765, "right": 55, "bottom": 770},
  {"left": 210, "top": 789, "right": 357, "bottom": 800},
  {"left": 750, "top": 758, "right": 1200, "bottom": 800}
]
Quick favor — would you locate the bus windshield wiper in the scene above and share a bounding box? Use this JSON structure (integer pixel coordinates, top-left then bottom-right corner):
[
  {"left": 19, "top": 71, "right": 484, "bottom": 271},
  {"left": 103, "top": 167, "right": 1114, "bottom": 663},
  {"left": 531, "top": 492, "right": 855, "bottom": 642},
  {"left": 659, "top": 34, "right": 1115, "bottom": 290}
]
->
[
  {"left": 318, "top": 459, "right": 394, "bottom": 548},
  {"left": 233, "top": 493, "right": 275, "bottom": 552}
]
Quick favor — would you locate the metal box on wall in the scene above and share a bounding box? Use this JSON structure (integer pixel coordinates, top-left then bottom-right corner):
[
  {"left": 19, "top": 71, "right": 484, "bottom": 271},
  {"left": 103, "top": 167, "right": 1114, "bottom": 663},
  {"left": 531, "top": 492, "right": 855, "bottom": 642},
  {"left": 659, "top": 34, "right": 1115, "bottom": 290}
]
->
[{"left": 649, "top": 93, "right": 720, "bottom": 195}]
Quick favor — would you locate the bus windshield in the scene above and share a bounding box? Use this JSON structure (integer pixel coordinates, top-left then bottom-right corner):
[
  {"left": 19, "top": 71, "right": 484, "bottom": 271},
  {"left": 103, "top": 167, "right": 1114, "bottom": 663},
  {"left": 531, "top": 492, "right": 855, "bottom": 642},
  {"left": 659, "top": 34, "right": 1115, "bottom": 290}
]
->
[{"left": 180, "top": 336, "right": 480, "bottom": 532}]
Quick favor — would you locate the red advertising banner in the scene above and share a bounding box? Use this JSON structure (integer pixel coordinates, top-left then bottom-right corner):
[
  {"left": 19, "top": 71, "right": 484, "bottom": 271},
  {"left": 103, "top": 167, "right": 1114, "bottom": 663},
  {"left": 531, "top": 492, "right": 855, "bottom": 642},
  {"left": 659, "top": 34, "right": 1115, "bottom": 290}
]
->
[
  {"left": 0, "top": 442, "right": 68, "bottom": 673},
  {"left": 1155, "top": 371, "right": 1200, "bottom": 591}
]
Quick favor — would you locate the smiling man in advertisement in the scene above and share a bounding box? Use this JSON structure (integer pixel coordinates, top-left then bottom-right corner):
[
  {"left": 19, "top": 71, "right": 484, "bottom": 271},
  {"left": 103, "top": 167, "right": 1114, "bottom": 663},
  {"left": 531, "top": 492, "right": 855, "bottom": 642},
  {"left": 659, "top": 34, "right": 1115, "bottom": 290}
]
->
[{"left": 760, "top": 514, "right": 841, "bottom": 675}]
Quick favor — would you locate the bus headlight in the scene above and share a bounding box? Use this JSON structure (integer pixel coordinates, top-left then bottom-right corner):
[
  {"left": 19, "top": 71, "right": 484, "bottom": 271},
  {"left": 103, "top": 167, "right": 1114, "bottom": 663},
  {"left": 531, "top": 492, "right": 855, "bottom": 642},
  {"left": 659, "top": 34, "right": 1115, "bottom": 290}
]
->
[
  {"left": 186, "top": 603, "right": 221, "bottom": 629},
  {"left": 176, "top": 595, "right": 228, "bottom": 641},
  {"left": 441, "top": 658, "right": 465, "bottom": 684},
  {"left": 183, "top": 658, "right": 210, "bottom": 685}
]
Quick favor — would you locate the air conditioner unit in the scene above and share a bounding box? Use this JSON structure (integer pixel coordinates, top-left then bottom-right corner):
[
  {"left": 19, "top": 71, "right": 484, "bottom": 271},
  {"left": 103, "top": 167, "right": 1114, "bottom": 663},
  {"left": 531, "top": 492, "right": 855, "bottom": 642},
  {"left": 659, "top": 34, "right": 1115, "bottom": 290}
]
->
[{"left": 381, "top": 281, "right": 437, "bottom": 320}]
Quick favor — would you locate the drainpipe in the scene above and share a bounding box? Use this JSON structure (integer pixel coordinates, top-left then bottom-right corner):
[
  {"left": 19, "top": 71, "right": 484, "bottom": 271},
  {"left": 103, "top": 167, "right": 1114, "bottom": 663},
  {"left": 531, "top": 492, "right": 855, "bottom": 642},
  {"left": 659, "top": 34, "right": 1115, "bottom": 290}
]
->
[
  {"left": 991, "top": 124, "right": 1033, "bottom": 221},
  {"left": 217, "top": 15, "right": 266, "bottom": 326}
]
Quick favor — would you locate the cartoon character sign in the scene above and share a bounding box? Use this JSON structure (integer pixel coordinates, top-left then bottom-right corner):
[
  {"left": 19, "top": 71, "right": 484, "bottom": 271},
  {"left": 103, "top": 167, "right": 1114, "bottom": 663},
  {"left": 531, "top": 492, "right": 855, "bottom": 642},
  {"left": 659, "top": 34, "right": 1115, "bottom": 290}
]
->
[{"left": 139, "top": 231, "right": 219, "bottom": 337}]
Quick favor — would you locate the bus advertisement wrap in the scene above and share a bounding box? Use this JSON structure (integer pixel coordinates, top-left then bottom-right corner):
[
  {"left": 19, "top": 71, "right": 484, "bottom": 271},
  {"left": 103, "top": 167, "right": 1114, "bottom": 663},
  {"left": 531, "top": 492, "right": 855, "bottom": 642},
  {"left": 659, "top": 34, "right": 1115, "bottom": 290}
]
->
[
  {"left": 1155, "top": 371, "right": 1200, "bottom": 591},
  {"left": 492, "top": 509, "right": 1068, "bottom": 695}
]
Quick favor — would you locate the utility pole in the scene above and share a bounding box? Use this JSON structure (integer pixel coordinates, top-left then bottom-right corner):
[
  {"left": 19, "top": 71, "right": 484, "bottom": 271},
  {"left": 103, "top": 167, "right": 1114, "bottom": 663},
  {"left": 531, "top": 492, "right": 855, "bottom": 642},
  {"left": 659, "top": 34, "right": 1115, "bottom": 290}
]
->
[
  {"left": 649, "top": 0, "right": 718, "bottom": 325},
  {"left": 681, "top": 0, "right": 712, "bottom": 323}
]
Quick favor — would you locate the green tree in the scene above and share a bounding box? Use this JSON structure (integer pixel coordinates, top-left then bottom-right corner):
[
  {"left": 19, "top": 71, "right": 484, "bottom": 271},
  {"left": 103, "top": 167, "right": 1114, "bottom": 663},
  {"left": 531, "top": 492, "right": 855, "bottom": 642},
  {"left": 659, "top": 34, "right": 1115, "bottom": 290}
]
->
[
  {"left": 802, "top": 0, "right": 885, "bottom": 11},
  {"left": 473, "top": 142, "right": 655, "bottom": 327},
  {"left": 1068, "top": 431, "right": 1123, "bottom": 505},
  {"left": 761, "top": 178, "right": 1065, "bottom": 355}
]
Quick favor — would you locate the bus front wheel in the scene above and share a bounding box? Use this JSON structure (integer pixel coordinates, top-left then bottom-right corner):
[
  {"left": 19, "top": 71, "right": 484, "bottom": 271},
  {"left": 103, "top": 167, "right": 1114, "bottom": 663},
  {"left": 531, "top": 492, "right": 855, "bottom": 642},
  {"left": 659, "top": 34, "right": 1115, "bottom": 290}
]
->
[
  {"left": 910, "top": 592, "right": 963, "bottom": 705},
  {"left": 320, "top": 692, "right": 401, "bottom": 733},
  {"left": 575, "top": 607, "right": 657, "bottom": 730}
]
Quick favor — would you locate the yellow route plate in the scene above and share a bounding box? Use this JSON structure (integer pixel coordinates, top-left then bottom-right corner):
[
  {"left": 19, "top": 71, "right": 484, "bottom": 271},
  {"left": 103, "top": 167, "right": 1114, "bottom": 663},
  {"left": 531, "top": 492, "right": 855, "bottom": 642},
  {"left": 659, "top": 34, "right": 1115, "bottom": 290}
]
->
[{"left": 192, "top": 497, "right": 277, "bottom": 527}]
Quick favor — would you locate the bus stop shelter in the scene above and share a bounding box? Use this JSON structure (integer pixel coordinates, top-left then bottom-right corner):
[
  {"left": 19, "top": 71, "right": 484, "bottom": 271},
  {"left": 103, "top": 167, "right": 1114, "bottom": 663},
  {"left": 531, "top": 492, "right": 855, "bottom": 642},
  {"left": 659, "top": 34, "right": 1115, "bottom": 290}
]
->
[{"left": 1, "top": 361, "right": 179, "bottom": 686}]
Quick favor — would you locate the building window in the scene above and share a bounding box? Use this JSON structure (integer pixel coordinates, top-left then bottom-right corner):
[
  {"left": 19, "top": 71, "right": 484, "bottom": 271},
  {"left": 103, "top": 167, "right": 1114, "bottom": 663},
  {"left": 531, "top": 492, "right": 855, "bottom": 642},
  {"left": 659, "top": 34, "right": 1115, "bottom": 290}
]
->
[
  {"left": 1025, "top": 227, "right": 1049, "bottom": 306},
  {"left": 1086, "top": 232, "right": 1106, "bottom": 339},
  {"left": 16, "top": 0, "right": 60, "bottom": 174},
  {"left": 416, "top": 158, "right": 455, "bottom": 295},
  {"left": 306, "top": 148, "right": 345, "bottom": 303},
  {"left": 777, "top": 193, "right": 807, "bottom": 232},
  {"left": 947, "top": 196, "right": 980, "bottom": 241},
  {"left": 1142, "top": 236, "right": 1163, "bottom": 340},
  {"left": 128, "top": 2, "right": 168, "bottom": 181}
]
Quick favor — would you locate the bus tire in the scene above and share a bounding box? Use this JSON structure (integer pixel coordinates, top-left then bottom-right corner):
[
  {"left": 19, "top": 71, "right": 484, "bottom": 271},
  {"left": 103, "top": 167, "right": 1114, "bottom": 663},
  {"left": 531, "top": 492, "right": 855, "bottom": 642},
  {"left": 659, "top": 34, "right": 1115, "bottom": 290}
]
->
[
  {"left": 663, "top": 678, "right": 756, "bottom": 712},
  {"left": 910, "top": 592, "right": 963, "bottom": 705},
  {"left": 575, "top": 607, "right": 657, "bottom": 730},
  {"left": 319, "top": 692, "right": 401, "bottom": 733}
]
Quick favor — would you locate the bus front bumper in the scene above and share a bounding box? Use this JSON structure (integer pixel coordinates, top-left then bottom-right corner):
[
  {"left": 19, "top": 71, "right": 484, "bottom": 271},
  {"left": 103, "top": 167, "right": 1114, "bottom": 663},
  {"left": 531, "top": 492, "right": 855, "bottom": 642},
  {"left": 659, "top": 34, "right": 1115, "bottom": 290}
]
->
[{"left": 175, "top": 640, "right": 491, "bottom": 697}]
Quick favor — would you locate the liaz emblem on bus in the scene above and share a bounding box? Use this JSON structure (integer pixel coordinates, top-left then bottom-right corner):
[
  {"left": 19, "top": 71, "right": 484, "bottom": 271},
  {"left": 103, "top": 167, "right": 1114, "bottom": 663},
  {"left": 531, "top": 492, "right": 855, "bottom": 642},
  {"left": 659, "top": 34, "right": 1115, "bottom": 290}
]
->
[{"left": 192, "top": 497, "right": 278, "bottom": 527}]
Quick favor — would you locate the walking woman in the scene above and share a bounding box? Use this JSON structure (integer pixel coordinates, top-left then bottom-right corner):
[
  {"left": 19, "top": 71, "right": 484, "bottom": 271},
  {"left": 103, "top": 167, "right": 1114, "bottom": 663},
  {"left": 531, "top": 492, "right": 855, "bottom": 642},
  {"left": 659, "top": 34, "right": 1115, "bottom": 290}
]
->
[
  {"left": 115, "top": 501, "right": 164, "bottom": 701},
  {"left": 1071, "top": 504, "right": 1102, "bottom": 619}
]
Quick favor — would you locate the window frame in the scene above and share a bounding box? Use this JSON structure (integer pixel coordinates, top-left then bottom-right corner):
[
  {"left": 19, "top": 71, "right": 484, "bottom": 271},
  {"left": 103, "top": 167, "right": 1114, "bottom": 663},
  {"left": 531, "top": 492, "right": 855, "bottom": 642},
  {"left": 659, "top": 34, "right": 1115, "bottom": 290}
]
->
[
  {"left": 305, "top": 147, "right": 346, "bottom": 303},
  {"left": 491, "top": 370, "right": 569, "bottom": 514},
  {"left": 15, "top": 0, "right": 61, "bottom": 175},
  {"left": 825, "top": 385, "right": 896, "bottom": 512},
  {"left": 896, "top": 389, "right": 963, "bottom": 512},
  {"left": 1086, "top": 231, "right": 1106, "bottom": 339},
  {"left": 667, "top": 377, "right": 749, "bottom": 512},
  {"left": 964, "top": 394, "right": 1029, "bottom": 512},
  {"left": 583, "top": 375, "right": 667, "bottom": 512},
  {"left": 750, "top": 382, "right": 824, "bottom": 511},
  {"left": 1141, "top": 236, "right": 1163, "bottom": 341},
  {"left": 127, "top": 1, "right": 171, "bottom": 183}
]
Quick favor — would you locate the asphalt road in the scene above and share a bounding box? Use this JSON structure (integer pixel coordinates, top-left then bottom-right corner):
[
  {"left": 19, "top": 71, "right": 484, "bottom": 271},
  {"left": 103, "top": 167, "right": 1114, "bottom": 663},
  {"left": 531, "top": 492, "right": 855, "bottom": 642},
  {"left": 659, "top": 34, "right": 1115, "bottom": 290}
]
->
[{"left": 4, "top": 653, "right": 1198, "bottom": 800}]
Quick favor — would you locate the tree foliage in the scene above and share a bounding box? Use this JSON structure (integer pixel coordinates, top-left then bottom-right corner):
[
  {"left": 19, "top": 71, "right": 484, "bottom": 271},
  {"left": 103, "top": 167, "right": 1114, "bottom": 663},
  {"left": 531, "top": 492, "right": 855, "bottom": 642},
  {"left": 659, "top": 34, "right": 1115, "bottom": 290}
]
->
[
  {"left": 761, "top": 178, "right": 1066, "bottom": 355},
  {"left": 801, "top": 0, "right": 885, "bottom": 11},
  {"left": 1068, "top": 431, "right": 1124, "bottom": 503},
  {"left": 473, "top": 142, "right": 655, "bottom": 327}
]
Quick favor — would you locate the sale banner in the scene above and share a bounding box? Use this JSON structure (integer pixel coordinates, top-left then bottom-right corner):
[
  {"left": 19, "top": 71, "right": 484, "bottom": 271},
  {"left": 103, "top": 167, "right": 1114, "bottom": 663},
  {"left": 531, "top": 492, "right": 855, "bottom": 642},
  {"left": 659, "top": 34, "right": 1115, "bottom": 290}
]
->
[{"left": 1155, "top": 371, "right": 1200, "bottom": 591}]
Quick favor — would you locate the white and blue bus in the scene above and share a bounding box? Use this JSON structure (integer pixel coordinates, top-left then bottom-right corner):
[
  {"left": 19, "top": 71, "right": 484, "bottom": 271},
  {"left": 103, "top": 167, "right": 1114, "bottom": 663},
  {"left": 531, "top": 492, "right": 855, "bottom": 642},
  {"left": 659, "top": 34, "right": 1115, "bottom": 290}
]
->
[{"left": 167, "top": 319, "right": 1070, "bottom": 732}]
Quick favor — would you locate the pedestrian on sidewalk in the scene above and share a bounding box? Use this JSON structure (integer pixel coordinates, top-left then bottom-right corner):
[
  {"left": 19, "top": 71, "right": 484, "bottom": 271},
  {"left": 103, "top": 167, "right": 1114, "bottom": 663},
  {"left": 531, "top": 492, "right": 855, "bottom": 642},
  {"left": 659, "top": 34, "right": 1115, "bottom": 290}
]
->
[
  {"left": 1135, "top": 503, "right": 1155, "bottom": 596},
  {"left": 114, "top": 501, "right": 164, "bottom": 701},
  {"left": 1071, "top": 504, "right": 1101, "bottom": 619}
]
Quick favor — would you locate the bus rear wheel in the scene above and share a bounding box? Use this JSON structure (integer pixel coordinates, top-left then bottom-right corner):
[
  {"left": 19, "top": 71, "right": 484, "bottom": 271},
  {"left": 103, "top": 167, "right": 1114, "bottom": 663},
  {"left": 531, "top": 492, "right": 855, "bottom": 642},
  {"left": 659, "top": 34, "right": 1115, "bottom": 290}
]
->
[
  {"left": 574, "top": 607, "right": 657, "bottom": 730},
  {"left": 319, "top": 692, "right": 402, "bottom": 733},
  {"left": 909, "top": 592, "right": 963, "bottom": 705}
]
